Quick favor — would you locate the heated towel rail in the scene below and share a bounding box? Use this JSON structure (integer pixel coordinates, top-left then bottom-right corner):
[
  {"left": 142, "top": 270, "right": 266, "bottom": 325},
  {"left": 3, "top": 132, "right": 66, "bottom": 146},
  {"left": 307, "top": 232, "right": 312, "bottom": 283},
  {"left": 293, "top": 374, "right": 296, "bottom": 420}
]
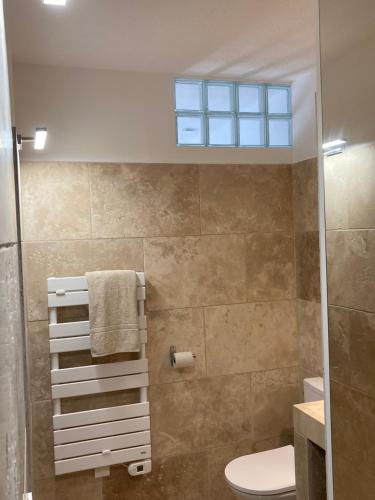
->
[{"left": 47, "top": 272, "right": 151, "bottom": 477}]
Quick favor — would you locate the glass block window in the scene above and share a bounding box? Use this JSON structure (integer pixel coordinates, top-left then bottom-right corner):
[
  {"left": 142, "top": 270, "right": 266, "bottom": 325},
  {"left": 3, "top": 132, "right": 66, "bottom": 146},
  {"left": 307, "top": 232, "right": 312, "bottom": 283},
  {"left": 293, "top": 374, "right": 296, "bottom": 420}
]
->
[{"left": 175, "top": 79, "right": 292, "bottom": 147}]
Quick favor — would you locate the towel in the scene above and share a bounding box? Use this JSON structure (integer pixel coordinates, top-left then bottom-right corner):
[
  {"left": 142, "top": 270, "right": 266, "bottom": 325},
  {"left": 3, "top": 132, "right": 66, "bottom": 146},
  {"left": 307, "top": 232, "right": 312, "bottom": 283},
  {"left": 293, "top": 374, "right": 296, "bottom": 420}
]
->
[{"left": 86, "top": 270, "right": 140, "bottom": 357}]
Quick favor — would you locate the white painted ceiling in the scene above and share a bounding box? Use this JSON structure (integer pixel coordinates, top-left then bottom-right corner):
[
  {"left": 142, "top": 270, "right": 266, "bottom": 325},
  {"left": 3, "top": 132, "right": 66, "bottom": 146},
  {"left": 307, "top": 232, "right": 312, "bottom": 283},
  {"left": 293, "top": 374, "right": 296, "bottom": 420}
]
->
[{"left": 6, "top": 0, "right": 316, "bottom": 82}]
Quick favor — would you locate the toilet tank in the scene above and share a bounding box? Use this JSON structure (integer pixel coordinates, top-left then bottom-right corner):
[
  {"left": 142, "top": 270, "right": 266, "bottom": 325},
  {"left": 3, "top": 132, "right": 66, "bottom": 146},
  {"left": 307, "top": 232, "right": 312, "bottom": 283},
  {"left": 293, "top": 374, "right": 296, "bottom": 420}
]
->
[{"left": 303, "top": 377, "right": 324, "bottom": 402}]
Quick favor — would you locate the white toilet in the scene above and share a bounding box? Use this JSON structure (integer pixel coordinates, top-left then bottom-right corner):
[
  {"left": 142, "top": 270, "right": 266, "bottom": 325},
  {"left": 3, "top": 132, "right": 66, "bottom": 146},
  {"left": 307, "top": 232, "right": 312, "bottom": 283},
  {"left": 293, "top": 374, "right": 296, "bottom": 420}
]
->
[{"left": 225, "top": 377, "right": 324, "bottom": 500}]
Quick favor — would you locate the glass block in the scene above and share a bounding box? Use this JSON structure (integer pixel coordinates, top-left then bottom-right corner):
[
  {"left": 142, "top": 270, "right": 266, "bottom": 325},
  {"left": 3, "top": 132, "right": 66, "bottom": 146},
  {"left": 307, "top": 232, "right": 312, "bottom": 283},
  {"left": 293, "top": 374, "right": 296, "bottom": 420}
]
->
[
  {"left": 207, "top": 83, "right": 233, "bottom": 112},
  {"left": 268, "top": 118, "right": 291, "bottom": 146},
  {"left": 267, "top": 86, "right": 290, "bottom": 114},
  {"left": 177, "top": 115, "right": 204, "bottom": 145},
  {"left": 238, "top": 85, "right": 262, "bottom": 113},
  {"left": 239, "top": 117, "right": 264, "bottom": 146},
  {"left": 175, "top": 81, "right": 202, "bottom": 111},
  {"left": 208, "top": 116, "right": 235, "bottom": 145}
]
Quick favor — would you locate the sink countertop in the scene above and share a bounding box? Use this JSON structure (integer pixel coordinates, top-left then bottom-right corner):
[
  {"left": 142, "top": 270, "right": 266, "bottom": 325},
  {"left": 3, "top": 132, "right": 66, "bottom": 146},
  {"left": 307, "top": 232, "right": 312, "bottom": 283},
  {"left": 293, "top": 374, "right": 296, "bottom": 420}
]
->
[{"left": 293, "top": 400, "right": 325, "bottom": 450}]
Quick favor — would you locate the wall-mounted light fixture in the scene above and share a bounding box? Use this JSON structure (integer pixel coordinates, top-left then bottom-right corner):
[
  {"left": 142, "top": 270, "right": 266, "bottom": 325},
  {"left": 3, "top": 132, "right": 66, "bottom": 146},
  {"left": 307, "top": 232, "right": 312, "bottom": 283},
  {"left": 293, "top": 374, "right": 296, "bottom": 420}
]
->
[
  {"left": 43, "top": 0, "right": 67, "bottom": 5},
  {"left": 322, "top": 139, "right": 347, "bottom": 156},
  {"left": 17, "top": 127, "right": 48, "bottom": 151}
]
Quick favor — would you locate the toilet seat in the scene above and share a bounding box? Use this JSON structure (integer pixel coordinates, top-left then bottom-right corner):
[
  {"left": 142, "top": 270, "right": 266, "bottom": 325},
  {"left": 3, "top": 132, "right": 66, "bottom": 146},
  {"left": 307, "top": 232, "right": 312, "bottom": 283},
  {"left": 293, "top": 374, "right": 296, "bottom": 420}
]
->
[{"left": 224, "top": 445, "right": 295, "bottom": 496}]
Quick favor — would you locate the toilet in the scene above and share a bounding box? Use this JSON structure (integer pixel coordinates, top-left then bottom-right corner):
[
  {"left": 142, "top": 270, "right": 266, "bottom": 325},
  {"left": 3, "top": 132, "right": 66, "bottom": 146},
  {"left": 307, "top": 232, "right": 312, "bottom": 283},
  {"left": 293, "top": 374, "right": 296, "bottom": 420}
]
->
[{"left": 224, "top": 377, "right": 324, "bottom": 499}]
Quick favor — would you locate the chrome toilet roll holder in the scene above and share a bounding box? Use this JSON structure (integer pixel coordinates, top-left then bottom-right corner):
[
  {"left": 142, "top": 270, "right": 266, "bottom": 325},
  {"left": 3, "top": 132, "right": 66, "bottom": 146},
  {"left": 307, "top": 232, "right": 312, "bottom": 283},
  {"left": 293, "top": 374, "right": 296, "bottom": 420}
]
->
[{"left": 169, "top": 345, "right": 196, "bottom": 367}]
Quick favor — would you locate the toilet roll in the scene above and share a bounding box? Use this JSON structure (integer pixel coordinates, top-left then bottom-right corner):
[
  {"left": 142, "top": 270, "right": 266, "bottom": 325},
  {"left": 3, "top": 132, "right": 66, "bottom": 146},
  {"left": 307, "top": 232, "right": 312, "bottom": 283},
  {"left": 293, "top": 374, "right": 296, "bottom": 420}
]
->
[{"left": 172, "top": 351, "right": 195, "bottom": 368}]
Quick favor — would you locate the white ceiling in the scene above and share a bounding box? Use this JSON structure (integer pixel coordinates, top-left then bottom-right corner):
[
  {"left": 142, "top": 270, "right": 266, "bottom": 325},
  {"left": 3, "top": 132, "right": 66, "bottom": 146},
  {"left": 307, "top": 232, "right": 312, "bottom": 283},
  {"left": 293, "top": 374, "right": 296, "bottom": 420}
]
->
[{"left": 6, "top": 0, "right": 316, "bottom": 82}]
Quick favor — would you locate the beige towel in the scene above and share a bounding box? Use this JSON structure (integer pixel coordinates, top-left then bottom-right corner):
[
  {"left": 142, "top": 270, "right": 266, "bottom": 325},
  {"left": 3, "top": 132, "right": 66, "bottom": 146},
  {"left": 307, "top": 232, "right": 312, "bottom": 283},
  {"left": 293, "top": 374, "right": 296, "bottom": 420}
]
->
[{"left": 86, "top": 270, "right": 140, "bottom": 357}]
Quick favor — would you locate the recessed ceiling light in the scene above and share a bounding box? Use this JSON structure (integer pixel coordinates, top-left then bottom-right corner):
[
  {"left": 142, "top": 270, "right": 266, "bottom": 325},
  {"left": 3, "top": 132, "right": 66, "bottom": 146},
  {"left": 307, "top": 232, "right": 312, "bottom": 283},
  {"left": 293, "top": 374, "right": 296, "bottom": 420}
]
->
[
  {"left": 43, "top": 0, "right": 67, "bottom": 6},
  {"left": 34, "top": 128, "right": 48, "bottom": 150}
]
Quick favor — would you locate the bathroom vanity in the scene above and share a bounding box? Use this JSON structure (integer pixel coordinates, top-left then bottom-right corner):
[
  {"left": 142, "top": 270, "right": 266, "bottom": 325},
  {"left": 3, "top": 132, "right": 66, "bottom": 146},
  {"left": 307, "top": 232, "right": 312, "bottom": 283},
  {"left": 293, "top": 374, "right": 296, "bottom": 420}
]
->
[{"left": 293, "top": 401, "right": 326, "bottom": 500}]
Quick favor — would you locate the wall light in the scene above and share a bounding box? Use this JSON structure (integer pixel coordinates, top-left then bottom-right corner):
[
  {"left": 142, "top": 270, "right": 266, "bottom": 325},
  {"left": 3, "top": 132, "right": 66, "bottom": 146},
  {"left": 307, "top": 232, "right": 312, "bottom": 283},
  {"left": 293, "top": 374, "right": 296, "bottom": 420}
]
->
[
  {"left": 322, "top": 139, "right": 347, "bottom": 156},
  {"left": 43, "top": 0, "right": 67, "bottom": 5},
  {"left": 34, "top": 128, "right": 48, "bottom": 150},
  {"left": 17, "top": 128, "right": 48, "bottom": 151}
]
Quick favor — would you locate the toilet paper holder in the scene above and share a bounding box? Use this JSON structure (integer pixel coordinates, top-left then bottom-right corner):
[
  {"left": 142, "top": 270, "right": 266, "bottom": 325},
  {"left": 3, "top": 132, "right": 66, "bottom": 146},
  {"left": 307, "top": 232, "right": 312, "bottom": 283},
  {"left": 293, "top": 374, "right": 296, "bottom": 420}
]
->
[{"left": 170, "top": 345, "right": 196, "bottom": 367}]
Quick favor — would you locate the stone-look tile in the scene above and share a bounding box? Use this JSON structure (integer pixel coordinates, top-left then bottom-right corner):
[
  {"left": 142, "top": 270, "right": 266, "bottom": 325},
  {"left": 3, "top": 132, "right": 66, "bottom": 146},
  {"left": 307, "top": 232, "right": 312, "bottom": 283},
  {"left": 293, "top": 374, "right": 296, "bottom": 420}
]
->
[
  {"left": 207, "top": 440, "right": 254, "bottom": 500},
  {"left": 325, "top": 143, "right": 375, "bottom": 230},
  {"left": 61, "top": 389, "right": 139, "bottom": 414},
  {"left": 27, "top": 321, "right": 50, "bottom": 359},
  {"left": 331, "top": 380, "right": 375, "bottom": 489},
  {"left": 253, "top": 300, "right": 298, "bottom": 371},
  {"left": 33, "top": 472, "right": 103, "bottom": 500},
  {"left": 327, "top": 230, "right": 375, "bottom": 313},
  {"left": 205, "top": 301, "right": 297, "bottom": 377},
  {"left": 204, "top": 303, "right": 255, "bottom": 377},
  {"left": 144, "top": 235, "right": 246, "bottom": 311},
  {"left": 29, "top": 351, "right": 52, "bottom": 402},
  {"left": 90, "top": 163, "right": 200, "bottom": 238},
  {"left": 328, "top": 306, "right": 351, "bottom": 386},
  {"left": 294, "top": 432, "right": 309, "bottom": 500},
  {"left": 297, "top": 299, "right": 323, "bottom": 378},
  {"left": 150, "top": 374, "right": 251, "bottom": 458},
  {"left": 333, "top": 454, "right": 375, "bottom": 500},
  {"left": 200, "top": 165, "right": 293, "bottom": 234},
  {"left": 148, "top": 308, "right": 206, "bottom": 384},
  {"left": 246, "top": 232, "right": 295, "bottom": 301},
  {"left": 295, "top": 231, "right": 320, "bottom": 302},
  {"left": 292, "top": 158, "right": 319, "bottom": 232},
  {"left": 23, "top": 238, "right": 144, "bottom": 321},
  {"left": 329, "top": 306, "right": 375, "bottom": 398},
  {"left": 32, "top": 400, "right": 54, "bottom": 480},
  {"left": 102, "top": 452, "right": 209, "bottom": 500},
  {"left": 251, "top": 366, "right": 299, "bottom": 441},
  {"left": 21, "top": 162, "right": 91, "bottom": 241}
]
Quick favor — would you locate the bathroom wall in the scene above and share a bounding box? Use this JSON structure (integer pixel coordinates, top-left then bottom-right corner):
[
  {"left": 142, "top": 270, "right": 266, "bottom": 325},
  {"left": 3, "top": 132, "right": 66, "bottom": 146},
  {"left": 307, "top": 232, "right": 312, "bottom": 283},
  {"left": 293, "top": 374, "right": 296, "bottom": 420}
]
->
[
  {"left": 319, "top": 0, "right": 375, "bottom": 497},
  {"left": 0, "top": 0, "right": 27, "bottom": 497},
  {"left": 21, "top": 161, "right": 300, "bottom": 500},
  {"left": 292, "top": 158, "right": 322, "bottom": 383},
  {"left": 12, "top": 62, "right": 317, "bottom": 165}
]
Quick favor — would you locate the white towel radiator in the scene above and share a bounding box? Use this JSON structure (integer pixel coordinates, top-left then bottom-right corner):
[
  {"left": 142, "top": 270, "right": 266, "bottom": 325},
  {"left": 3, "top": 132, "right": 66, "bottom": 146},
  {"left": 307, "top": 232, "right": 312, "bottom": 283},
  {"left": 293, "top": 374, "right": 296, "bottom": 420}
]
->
[{"left": 47, "top": 272, "right": 151, "bottom": 477}]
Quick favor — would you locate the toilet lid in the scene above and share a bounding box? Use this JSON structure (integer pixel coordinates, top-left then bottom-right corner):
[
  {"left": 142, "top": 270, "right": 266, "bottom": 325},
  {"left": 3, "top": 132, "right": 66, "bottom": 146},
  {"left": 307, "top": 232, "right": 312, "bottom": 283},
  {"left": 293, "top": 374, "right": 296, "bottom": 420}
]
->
[{"left": 224, "top": 445, "right": 295, "bottom": 496}]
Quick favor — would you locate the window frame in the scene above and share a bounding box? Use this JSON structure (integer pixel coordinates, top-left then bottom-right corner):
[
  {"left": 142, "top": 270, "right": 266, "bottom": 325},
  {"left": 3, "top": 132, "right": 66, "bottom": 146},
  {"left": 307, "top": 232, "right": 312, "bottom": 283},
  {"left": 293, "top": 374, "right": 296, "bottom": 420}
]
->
[{"left": 174, "top": 79, "right": 292, "bottom": 148}]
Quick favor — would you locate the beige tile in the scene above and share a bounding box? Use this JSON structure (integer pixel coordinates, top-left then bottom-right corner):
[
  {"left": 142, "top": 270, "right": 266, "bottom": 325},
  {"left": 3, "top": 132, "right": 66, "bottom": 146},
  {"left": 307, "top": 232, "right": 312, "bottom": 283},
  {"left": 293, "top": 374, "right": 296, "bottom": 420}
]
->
[
  {"left": 295, "top": 231, "right": 320, "bottom": 302},
  {"left": 29, "top": 351, "right": 52, "bottom": 402},
  {"left": 297, "top": 299, "right": 323, "bottom": 378},
  {"left": 21, "top": 162, "right": 91, "bottom": 241},
  {"left": 61, "top": 389, "right": 139, "bottom": 414},
  {"left": 33, "top": 472, "right": 103, "bottom": 500},
  {"left": 204, "top": 303, "right": 255, "bottom": 376},
  {"left": 328, "top": 306, "right": 351, "bottom": 386},
  {"left": 150, "top": 374, "right": 251, "bottom": 458},
  {"left": 327, "top": 230, "right": 375, "bottom": 312},
  {"left": 32, "top": 400, "right": 54, "bottom": 480},
  {"left": 102, "top": 452, "right": 209, "bottom": 500},
  {"left": 331, "top": 380, "right": 375, "bottom": 483},
  {"left": 23, "top": 238, "right": 143, "bottom": 321},
  {"left": 329, "top": 306, "right": 375, "bottom": 398},
  {"left": 251, "top": 366, "right": 299, "bottom": 441},
  {"left": 200, "top": 165, "right": 293, "bottom": 234},
  {"left": 148, "top": 308, "right": 206, "bottom": 384},
  {"left": 90, "top": 163, "right": 200, "bottom": 238},
  {"left": 144, "top": 235, "right": 247, "bottom": 311},
  {"left": 27, "top": 321, "right": 50, "bottom": 359},
  {"left": 292, "top": 158, "right": 319, "bottom": 232},
  {"left": 207, "top": 440, "right": 254, "bottom": 500},
  {"left": 294, "top": 432, "right": 309, "bottom": 500},
  {"left": 325, "top": 143, "right": 375, "bottom": 230},
  {"left": 253, "top": 300, "right": 298, "bottom": 371},
  {"left": 246, "top": 232, "right": 295, "bottom": 301},
  {"left": 333, "top": 453, "right": 375, "bottom": 500}
]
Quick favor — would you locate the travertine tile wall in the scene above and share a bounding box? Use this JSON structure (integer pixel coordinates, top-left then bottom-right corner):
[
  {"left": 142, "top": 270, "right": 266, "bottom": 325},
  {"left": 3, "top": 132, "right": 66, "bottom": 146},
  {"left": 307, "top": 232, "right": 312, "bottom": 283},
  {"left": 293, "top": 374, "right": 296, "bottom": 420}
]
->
[
  {"left": 0, "top": 0, "right": 28, "bottom": 496},
  {"left": 21, "top": 162, "right": 301, "bottom": 500},
  {"left": 292, "top": 158, "right": 322, "bottom": 383},
  {"left": 324, "top": 143, "right": 375, "bottom": 499}
]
